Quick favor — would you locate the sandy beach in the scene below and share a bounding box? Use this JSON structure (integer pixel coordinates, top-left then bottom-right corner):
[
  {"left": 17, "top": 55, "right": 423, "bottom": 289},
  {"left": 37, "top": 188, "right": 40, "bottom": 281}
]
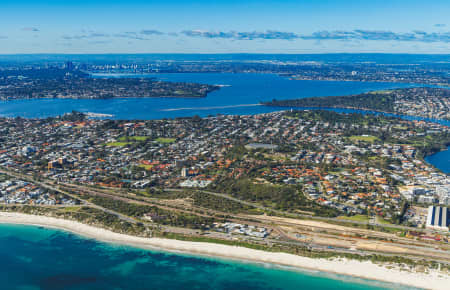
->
[{"left": 0, "top": 212, "right": 448, "bottom": 289}]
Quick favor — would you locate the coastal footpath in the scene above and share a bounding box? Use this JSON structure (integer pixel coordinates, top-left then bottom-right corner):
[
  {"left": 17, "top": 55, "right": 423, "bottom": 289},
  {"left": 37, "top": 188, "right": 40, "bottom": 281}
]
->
[{"left": 0, "top": 212, "right": 449, "bottom": 290}]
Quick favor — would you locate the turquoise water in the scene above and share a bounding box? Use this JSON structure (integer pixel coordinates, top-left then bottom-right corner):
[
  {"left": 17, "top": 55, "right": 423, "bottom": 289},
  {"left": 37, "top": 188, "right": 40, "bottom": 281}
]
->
[
  {"left": 0, "top": 71, "right": 443, "bottom": 288},
  {"left": 0, "top": 223, "right": 405, "bottom": 290}
]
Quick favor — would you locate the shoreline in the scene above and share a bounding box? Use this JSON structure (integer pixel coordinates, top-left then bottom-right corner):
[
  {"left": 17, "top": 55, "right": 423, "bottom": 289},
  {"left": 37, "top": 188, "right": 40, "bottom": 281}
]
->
[
  {"left": 264, "top": 103, "right": 450, "bottom": 123},
  {"left": 424, "top": 145, "right": 450, "bottom": 173},
  {"left": 0, "top": 212, "right": 449, "bottom": 289}
]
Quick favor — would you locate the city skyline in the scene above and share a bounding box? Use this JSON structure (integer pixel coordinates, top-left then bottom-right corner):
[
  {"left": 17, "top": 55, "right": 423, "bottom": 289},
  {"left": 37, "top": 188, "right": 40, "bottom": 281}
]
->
[{"left": 1, "top": 0, "right": 449, "bottom": 54}]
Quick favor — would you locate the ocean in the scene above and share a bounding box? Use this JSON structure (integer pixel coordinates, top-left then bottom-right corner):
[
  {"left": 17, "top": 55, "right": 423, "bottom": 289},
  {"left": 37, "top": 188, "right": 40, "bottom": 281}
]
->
[
  {"left": 0, "top": 71, "right": 446, "bottom": 289},
  {"left": 0, "top": 223, "right": 407, "bottom": 290}
]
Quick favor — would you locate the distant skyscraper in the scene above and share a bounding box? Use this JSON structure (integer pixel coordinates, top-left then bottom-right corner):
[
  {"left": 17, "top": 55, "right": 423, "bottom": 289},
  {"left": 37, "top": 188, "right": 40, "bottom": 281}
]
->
[
  {"left": 181, "top": 167, "right": 189, "bottom": 177},
  {"left": 65, "top": 61, "right": 74, "bottom": 71}
]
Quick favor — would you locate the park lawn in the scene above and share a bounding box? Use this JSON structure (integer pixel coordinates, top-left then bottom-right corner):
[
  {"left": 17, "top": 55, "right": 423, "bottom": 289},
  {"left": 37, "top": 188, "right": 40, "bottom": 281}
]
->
[
  {"left": 393, "top": 125, "right": 408, "bottom": 130},
  {"left": 155, "top": 137, "right": 176, "bottom": 144},
  {"left": 337, "top": 214, "right": 369, "bottom": 222},
  {"left": 369, "top": 90, "right": 391, "bottom": 94},
  {"left": 263, "top": 153, "right": 288, "bottom": 161},
  {"left": 118, "top": 136, "right": 150, "bottom": 141},
  {"left": 138, "top": 164, "right": 154, "bottom": 170},
  {"left": 349, "top": 135, "right": 380, "bottom": 143},
  {"left": 106, "top": 142, "right": 132, "bottom": 147},
  {"left": 376, "top": 216, "right": 394, "bottom": 225}
]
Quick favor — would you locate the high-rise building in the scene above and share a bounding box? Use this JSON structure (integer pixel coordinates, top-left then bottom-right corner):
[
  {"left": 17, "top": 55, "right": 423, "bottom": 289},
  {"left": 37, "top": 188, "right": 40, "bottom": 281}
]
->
[
  {"left": 65, "top": 61, "right": 74, "bottom": 71},
  {"left": 181, "top": 168, "right": 189, "bottom": 177}
]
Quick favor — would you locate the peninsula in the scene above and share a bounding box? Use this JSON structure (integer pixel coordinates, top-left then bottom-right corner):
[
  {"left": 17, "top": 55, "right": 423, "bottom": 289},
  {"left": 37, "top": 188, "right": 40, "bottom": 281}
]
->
[
  {"left": 265, "top": 87, "right": 450, "bottom": 120},
  {"left": 0, "top": 67, "right": 218, "bottom": 100}
]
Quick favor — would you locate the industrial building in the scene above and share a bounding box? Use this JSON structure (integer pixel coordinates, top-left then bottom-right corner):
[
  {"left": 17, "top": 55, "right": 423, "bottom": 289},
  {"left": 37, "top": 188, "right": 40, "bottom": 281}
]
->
[{"left": 426, "top": 206, "right": 449, "bottom": 231}]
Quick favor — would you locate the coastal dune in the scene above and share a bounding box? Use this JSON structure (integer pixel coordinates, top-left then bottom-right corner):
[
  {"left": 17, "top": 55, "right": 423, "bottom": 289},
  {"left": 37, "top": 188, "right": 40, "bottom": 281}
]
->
[{"left": 0, "top": 212, "right": 449, "bottom": 290}]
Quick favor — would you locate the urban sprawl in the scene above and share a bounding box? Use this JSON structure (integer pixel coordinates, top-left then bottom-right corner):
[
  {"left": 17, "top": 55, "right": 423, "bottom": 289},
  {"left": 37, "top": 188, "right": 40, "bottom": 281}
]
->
[{"left": 0, "top": 110, "right": 448, "bottom": 232}]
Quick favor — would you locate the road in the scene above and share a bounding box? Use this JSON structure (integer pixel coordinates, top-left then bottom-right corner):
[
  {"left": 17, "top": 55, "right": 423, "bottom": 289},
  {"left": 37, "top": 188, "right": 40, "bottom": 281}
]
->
[
  {"left": 164, "top": 188, "right": 423, "bottom": 232},
  {"left": 0, "top": 168, "right": 137, "bottom": 225},
  {"left": 0, "top": 167, "right": 420, "bottom": 232},
  {"left": 2, "top": 167, "right": 449, "bottom": 264}
]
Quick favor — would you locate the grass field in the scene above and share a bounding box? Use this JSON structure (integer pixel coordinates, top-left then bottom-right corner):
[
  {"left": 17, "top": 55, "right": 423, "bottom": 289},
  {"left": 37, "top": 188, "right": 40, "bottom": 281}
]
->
[
  {"left": 376, "top": 216, "right": 394, "bottom": 225},
  {"left": 369, "top": 90, "right": 392, "bottom": 94},
  {"left": 349, "top": 135, "right": 380, "bottom": 143},
  {"left": 138, "top": 164, "right": 154, "bottom": 170},
  {"left": 337, "top": 215, "right": 369, "bottom": 222},
  {"left": 106, "top": 142, "right": 132, "bottom": 147},
  {"left": 155, "top": 137, "right": 176, "bottom": 144},
  {"left": 118, "top": 136, "right": 150, "bottom": 141},
  {"left": 107, "top": 136, "right": 175, "bottom": 146}
]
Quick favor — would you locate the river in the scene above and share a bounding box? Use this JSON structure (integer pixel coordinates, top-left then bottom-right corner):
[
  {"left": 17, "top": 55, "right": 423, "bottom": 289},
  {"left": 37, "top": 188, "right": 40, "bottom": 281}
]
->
[{"left": 0, "top": 72, "right": 448, "bottom": 172}]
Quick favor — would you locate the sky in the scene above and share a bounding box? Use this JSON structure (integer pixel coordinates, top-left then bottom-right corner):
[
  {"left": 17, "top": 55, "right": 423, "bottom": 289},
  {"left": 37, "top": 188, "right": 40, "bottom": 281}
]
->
[{"left": 0, "top": 0, "right": 449, "bottom": 54}]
